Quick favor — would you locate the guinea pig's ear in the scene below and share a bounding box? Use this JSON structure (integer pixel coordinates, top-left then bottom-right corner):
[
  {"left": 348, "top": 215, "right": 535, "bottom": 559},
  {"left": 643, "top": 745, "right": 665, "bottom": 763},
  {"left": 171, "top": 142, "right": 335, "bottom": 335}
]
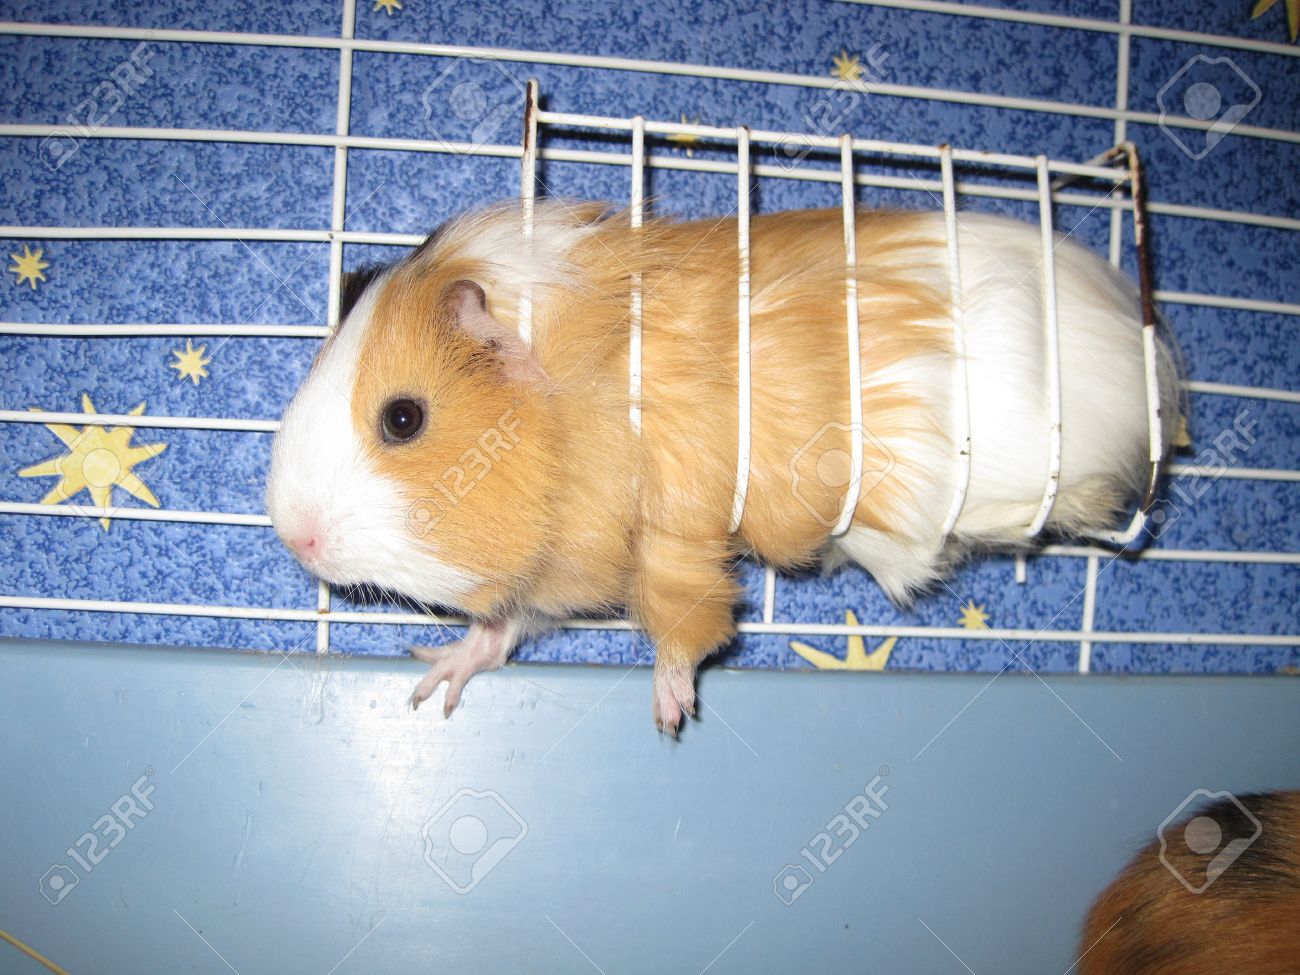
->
[{"left": 444, "top": 279, "right": 547, "bottom": 384}]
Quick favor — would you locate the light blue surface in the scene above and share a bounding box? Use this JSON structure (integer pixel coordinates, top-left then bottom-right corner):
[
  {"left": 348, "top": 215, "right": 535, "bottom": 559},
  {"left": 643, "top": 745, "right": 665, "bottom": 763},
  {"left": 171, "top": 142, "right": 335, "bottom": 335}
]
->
[{"left": 1, "top": 638, "right": 1298, "bottom": 973}]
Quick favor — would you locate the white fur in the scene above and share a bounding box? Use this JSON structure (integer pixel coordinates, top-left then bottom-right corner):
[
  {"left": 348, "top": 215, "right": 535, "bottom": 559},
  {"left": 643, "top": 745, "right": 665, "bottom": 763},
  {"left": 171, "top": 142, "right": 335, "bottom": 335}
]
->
[
  {"left": 415, "top": 200, "right": 596, "bottom": 320},
  {"left": 265, "top": 280, "right": 483, "bottom": 609},
  {"left": 837, "top": 212, "right": 1175, "bottom": 601}
]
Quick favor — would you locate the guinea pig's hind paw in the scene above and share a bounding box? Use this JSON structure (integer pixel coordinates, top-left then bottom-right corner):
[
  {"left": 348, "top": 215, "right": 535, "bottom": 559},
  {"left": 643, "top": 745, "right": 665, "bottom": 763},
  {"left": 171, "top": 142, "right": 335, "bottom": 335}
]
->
[
  {"left": 652, "top": 664, "right": 697, "bottom": 737},
  {"left": 407, "top": 643, "right": 475, "bottom": 717}
]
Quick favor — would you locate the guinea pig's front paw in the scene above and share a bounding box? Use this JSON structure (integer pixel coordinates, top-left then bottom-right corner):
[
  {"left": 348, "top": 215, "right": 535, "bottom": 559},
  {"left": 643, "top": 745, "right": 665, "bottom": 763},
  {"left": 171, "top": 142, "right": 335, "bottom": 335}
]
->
[{"left": 652, "top": 662, "right": 698, "bottom": 737}]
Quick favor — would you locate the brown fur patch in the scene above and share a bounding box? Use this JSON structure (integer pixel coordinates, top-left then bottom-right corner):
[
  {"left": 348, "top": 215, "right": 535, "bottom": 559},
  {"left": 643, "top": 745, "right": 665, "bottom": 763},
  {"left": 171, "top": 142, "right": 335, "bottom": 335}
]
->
[{"left": 1078, "top": 791, "right": 1300, "bottom": 975}]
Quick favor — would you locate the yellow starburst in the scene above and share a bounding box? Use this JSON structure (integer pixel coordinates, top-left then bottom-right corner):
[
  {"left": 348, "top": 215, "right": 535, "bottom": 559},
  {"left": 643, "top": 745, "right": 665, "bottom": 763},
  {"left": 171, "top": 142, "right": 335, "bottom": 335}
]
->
[
  {"left": 9, "top": 245, "right": 49, "bottom": 289},
  {"left": 830, "top": 49, "right": 865, "bottom": 83},
  {"left": 373, "top": 0, "right": 402, "bottom": 14},
  {"left": 667, "top": 113, "right": 702, "bottom": 158},
  {"left": 18, "top": 395, "right": 168, "bottom": 531},
  {"left": 169, "top": 339, "right": 212, "bottom": 386},
  {"left": 790, "top": 609, "right": 896, "bottom": 671},
  {"left": 1252, "top": 0, "right": 1299, "bottom": 42},
  {"left": 958, "top": 600, "right": 990, "bottom": 630}
]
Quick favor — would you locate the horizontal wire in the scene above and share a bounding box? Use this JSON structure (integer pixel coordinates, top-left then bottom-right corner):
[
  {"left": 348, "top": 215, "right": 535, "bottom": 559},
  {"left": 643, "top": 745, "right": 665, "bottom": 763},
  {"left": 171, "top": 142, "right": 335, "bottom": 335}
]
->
[
  {"left": 1, "top": 21, "right": 1297, "bottom": 147},
  {"left": 1, "top": 593, "right": 1295, "bottom": 646},
  {"left": 2, "top": 374, "right": 1294, "bottom": 439},
  {"left": 832, "top": 0, "right": 1300, "bottom": 58},
  {"left": 0, "top": 409, "right": 278, "bottom": 432},
  {"left": 5, "top": 123, "right": 1300, "bottom": 239},
  {"left": 0, "top": 323, "right": 330, "bottom": 338},
  {"left": 0, "top": 502, "right": 271, "bottom": 526},
  {"left": 1169, "top": 464, "right": 1300, "bottom": 483},
  {"left": 1154, "top": 290, "right": 1300, "bottom": 317},
  {"left": 1182, "top": 380, "right": 1300, "bottom": 404},
  {"left": 2, "top": 500, "right": 1298, "bottom": 565}
]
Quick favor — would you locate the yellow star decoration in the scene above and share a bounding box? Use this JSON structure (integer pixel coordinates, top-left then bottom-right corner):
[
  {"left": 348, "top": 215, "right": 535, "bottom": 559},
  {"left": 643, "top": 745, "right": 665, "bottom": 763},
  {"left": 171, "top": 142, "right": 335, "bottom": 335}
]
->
[
  {"left": 790, "top": 609, "right": 896, "bottom": 671},
  {"left": 667, "top": 114, "right": 702, "bottom": 158},
  {"left": 373, "top": 0, "right": 402, "bottom": 15},
  {"left": 9, "top": 245, "right": 49, "bottom": 289},
  {"left": 830, "top": 49, "right": 865, "bottom": 83},
  {"left": 1252, "top": 0, "right": 1299, "bottom": 42},
  {"left": 958, "top": 600, "right": 990, "bottom": 630},
  {"left": 18, "top": 395, "right": 168, "bottom": 531},
  {"left": 169, "top": 339, "right": 212, "bottom": 386}
]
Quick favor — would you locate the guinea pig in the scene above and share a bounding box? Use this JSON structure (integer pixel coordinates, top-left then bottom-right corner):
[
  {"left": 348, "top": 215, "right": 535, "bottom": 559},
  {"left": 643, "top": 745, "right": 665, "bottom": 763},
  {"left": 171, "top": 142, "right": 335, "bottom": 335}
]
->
[
  {"left": 265, "top": 200, "right": 1178, "bottom": 733},
  {"left": 1078, "top": 790, "right": 1300, "bottom": 974}
]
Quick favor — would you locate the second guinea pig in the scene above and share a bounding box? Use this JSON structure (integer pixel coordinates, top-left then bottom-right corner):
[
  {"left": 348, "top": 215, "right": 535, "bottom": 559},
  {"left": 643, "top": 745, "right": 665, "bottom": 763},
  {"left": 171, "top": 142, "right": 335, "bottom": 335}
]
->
[{"left": 266, "top": 200, "right": 1177, "bottom": 733}]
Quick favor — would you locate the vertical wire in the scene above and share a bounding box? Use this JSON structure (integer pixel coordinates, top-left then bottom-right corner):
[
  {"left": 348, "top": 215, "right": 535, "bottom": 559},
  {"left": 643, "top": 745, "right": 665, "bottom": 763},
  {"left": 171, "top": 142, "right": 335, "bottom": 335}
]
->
[
  {"left": 629, "top": 115, "right": 645, "bottom": 435},
  {"left": 728, "top": 126, "right": 753, "bottom": 534},
  {"left": 937, "top": 144, "right": 972, "bottom": 539},
  {"left": 831, "top": 134, "right": 864, "bottom": 537},
  {"left": 1026, "top": 155, "right": 1063, "bottom": 537},
  {"left": 318, "top": 0, "right": 358, "bottom": 653},
  {"left": 518, "top": 79, "right": 539, "bottom": 344},
  {"left": 1084, "top": 0, "right": 1132, "bottom": 672}
]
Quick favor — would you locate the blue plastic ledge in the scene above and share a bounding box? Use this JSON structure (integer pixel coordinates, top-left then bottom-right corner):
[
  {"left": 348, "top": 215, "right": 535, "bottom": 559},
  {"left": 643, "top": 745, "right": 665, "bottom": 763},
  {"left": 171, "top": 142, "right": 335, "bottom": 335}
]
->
[{"left": 1, "top": 638, "right": 1298, "bottom": 974}]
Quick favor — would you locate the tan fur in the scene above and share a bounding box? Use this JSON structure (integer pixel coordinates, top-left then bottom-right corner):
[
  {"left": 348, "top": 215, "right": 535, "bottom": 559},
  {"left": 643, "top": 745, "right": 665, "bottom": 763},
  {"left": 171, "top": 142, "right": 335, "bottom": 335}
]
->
[
  {"left": 349, "top": 206, "right": 946, "bottom": 676},
  {"left": 1079, "top": 791, "right": 1300, "bottom": 974}
]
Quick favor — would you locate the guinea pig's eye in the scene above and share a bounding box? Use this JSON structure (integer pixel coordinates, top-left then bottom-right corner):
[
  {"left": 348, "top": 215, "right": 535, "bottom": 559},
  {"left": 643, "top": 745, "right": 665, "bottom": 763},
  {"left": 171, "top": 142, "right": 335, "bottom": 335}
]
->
[{"left": 381, "top": 398, "right": 425, "bottom": 443}]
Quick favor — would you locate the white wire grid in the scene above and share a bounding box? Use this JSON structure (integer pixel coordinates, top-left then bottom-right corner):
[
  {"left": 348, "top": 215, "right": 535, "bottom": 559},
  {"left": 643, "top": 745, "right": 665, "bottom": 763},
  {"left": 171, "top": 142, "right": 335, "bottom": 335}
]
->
[{"left": 1, "top": 0, "right": 1298, "bottom": 671}]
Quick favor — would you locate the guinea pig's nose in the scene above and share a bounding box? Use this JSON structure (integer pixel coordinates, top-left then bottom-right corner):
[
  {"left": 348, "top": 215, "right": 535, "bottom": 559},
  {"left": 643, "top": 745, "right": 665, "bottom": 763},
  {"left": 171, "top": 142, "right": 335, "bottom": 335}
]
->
[
  {"left": 284, "top": 516, "right": 325, "bottom": 562},
  {"left": 287, "top": 533, "right": 320, "bottom": 559}
]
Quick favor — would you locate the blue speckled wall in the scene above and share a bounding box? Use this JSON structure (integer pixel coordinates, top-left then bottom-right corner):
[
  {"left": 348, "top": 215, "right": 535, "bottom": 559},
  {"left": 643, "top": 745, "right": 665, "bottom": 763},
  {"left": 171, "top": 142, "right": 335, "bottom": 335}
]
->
[{"left": 1, "top": 0, "right": 1297, "bottom": 674}]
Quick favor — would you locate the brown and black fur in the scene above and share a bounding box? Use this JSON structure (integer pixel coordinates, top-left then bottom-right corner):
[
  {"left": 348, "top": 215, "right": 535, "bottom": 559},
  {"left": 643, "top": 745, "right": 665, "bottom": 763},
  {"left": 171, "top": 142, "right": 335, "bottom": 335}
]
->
[{"left": 1079, "top": 790, "right": 1300, "bottom": 974}]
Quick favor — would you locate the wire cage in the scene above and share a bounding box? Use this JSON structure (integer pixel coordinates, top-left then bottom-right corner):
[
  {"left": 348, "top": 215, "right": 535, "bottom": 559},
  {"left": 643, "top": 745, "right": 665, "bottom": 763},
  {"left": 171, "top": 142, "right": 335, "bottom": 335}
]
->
[{"left": 1, "top": 3, "right": 1298, "bottom": 677}]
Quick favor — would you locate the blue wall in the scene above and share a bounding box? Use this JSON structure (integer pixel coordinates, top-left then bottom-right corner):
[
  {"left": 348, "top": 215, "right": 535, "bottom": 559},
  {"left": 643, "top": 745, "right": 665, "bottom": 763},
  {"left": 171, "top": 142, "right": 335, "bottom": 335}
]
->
[{"left": 1, "top": 0, "right": 1298, "bottom": 673}]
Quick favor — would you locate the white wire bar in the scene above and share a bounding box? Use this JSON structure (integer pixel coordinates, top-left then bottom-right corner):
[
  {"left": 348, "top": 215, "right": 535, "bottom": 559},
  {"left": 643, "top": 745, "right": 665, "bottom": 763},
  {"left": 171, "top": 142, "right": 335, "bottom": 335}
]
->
[
  {"left": 762, "top": 567, "right": 777, "bottom": 624},
  {"left": 517, "top": 80, "right": 540, "bottom": 344},
  {"left": 1086, "top": 144, "right": 1164, "bottom": 546},
  {"left": 835, "top": 0, "right": 1300, "bottom": 58},
  {"left": 9, "top": 496, "right": 1299, "bottom": 568},
  {"left": 0, "top": 323, "right": 330, "bottom": 338},
  {"left": 2, "top": 592, "right": 1296, "bottom": 648},
  {"left": 937, "top": 145, "right": 972, "bottom": 538},
  {"left": 831, "top": 135, "right": 865, "bottom": 538},
  {"left": 7, "top": 120, "right": 1300, "bottom": 238},
  {"left": 728, "top": 126, "right": 753, "bottom": 534},
  {"left": 4, "top": 21, "right": 1297, "bottom": 147},
  {"left": 315, "top": 0, "right": 356, "bottom": 652},
  {"left": 628, "top": 115, "right": 645, "bottom": 435},
  {"left": 0, "top": 409, "right": 277, "bottom": 432},
  {"left": 1026, "top": 156, "right": 1064, "bottom": 538},
  {"left": 1078, "top": 553, "right": 1101, "bottom": 673}
]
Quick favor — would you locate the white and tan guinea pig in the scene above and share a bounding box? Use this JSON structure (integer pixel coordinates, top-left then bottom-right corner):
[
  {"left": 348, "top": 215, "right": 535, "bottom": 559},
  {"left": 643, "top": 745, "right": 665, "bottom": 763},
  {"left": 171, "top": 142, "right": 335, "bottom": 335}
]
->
[{"left": 266, "top": 201, "right": 1178, "bottom": 733}]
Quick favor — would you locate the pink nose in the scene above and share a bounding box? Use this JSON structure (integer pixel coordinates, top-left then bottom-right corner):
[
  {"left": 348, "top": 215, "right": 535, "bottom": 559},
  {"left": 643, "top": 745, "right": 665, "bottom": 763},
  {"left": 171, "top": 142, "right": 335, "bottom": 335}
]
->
[
  {"left": 288, "top": 533, "right": 320, "bottom": 559},
  {"left": 285, "top": 515, "right": 325, "bottom": 562}
]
